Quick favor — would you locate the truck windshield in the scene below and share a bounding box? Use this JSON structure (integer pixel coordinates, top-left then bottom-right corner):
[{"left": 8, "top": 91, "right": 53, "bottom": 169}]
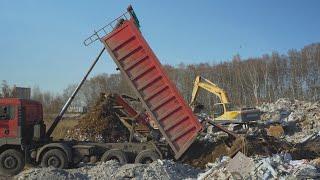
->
[{"left": 0, "top": 106, "right": 15, "bottom": 120}]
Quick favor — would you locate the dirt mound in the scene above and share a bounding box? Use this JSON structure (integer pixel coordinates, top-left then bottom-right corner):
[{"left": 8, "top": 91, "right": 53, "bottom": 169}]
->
[
  {"left": 181, "top": 138, "right": 230, "bottom": 168},
  {"left": 67, "top": 93, "right": 129, "bottom": 142},
  {"left": 182, "top": 134, "right": 294, "bottom": 169}
]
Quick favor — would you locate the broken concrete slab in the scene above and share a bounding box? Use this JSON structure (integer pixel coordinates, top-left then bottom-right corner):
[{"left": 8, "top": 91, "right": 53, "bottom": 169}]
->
[{"left": 226, "top": 152, "right": 255, "bottom": 178}]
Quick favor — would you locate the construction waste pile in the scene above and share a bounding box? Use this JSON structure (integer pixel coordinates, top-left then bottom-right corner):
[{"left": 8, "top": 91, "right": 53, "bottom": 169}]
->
[
  {"left": 194, "top": 98, "right": 320, "bottom": 179},
  {"left": 198, "top": 152, "right": 320, "bottom": 179},
  {"left": 17, "top": 98, "right": 320, "bottom": 179},
  {"left": 17, "top": 160, "right": 201, "bottom": 180},
  {"left": 16, "top": 152, "right": 320, "bottom": 180},
  {"left": 258, "top": 98, "right": 320, "bottom": 143},
  {"left": 66, "top": 93, "right": 129, "bottom": 142}
]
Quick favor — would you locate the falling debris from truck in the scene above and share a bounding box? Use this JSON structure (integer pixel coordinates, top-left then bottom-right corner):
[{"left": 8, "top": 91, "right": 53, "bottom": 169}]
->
[{"left": 67, "top": 93, "right": 129, "bottom": 142}]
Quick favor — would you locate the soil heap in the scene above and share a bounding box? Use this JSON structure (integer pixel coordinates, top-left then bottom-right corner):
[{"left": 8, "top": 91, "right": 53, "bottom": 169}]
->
[{"left": 67, "top": 93, "right": 129, "bottom": 142}]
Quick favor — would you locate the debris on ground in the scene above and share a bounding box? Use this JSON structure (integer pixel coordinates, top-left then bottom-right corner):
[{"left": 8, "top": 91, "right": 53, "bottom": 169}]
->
[
  {"left": 182, "top": 132, "right": 296, "bottom": 168},
  {"left": 258, "top": 98, "right": 320, "bottom": 143},
  {"left": 16, "top": 160, "right": 201, "bottom": 180},
  {"left": 266, "top": 124, "right": 285, "bottom": 137},
  {"left": 21, "top": 98, "right": 320, "bottom": 179},
  {"left": 181, "top": 137, "right": 232, "bottom": 168},
  {"left": 225, "top": 152, "right": 255, "bottom": 177},
  {"left": 198, "top": 152, "right": 320, "bottom": 180}
]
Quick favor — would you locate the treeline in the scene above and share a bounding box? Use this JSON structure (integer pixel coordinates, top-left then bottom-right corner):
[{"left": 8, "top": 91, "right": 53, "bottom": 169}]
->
[
  {"left": 1, "top": 43, "right": 319, "bottom": 113},
  {"left": 167, "top": 43, "right": 320, "bottom": 107}
]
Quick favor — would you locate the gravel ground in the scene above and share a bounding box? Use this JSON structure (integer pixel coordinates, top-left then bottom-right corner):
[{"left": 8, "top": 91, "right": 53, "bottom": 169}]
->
[{"left": 15, "top": 160, "right": 202, "bottom": 180}]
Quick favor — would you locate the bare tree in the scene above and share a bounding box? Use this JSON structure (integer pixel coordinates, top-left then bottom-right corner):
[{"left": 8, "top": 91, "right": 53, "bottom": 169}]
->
[{"left": 1, "top": 80, "right": 12, "bottom": 98}]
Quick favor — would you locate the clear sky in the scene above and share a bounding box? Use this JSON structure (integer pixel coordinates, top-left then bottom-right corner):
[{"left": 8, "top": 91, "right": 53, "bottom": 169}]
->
[{"left": 1, "top": 0, "right": 319, "bottom": 93}]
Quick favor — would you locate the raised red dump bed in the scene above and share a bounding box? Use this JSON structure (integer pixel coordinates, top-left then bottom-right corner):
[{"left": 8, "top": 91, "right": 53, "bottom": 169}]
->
[{"left": 84, "top": 6, "right": 202, "bottom": 159}]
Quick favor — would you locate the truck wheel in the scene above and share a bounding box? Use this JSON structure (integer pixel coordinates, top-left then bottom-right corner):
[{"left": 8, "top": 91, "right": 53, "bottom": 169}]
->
[
  {"left": 101, "top": 149, "right": 128, "bottom": 165},
  {"left": 41, "top": 149, "right": 67, "bottom": 169},
  {"left": 135, "top": 150, "right": 160, "bottom": 164},
  {"left": 0, "top": 149, "right": 25, "bottom": 175}
]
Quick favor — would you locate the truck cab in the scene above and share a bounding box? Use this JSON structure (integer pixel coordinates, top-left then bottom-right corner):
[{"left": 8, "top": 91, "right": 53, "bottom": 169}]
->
[
  {"left": 0, "top": 98, "right": 45, "bottom": 175},
  {"left": 0, "top": 98, "right": 45, "bottom": 144}
]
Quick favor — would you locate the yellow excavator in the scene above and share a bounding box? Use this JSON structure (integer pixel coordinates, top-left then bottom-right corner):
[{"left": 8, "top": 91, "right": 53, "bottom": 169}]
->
[{"left": 190, "top": 76, "right": 261, "bottom": 123}]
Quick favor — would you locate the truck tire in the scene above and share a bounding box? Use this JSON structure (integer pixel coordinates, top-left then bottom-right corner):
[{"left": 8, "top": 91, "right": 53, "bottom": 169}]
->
[
  {"left": 0, "top": 149, "right": 25, "bottom": 175},
  {"left": 101, "top": 149, "right": 128, "bottom": 164},
  {"left": 41, "top": 149, "right": 68, "bottom": 169},
  {"left": 135, "top": 150, "right": 160, "bottom": 164}
]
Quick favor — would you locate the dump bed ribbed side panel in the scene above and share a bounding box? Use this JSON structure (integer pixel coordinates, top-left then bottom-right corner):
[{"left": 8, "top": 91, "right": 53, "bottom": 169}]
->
[{"left": 101, "top": 19, "right": 202, "bottom": 159}]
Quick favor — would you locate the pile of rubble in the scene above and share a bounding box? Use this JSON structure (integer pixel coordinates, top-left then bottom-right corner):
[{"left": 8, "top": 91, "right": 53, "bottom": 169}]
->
[
  {"left": 191, "top": 98, "right": 320, "bottom": 179},
  {"left": 16, "top": 160, "right": 201, "bottom": 180},
  {"left": 16, "top": 98, "right": 319, "bottom": 179},
  {"left": 258, "top": 98, "right": 320, "bottom": 143},
  {"left": 199, "top": 152, "right": 320, "bottom": 180},
  {"left": 183, "top": 133, "right": 299, "bottom": 168},
  {"left": 16, "top": 152, "right": 320, "bottom": 180},
  {"left": 66, "top": 94, "right": 129, "bottom": 142}
]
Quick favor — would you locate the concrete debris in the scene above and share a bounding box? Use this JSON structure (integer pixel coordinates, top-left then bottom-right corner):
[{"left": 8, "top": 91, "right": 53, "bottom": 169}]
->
[
  {"left": 198, "top": 153, "right": 320, "bottom": 180},
  {"left": 16, "top": 160, "right": 201, "bottom": 180},
  {"left": 226, "top": 152, "right": 255, "bottom": 177},
  {"left": 258, "top": 98, "right": 320, "bottom": 143}
]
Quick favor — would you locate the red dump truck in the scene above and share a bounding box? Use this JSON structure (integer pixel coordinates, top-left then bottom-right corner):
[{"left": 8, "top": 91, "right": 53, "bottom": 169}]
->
[
  {"left": 0, "top": 6, "right": 204, "bottom": 175},
  {"left": 98, "top": 6, "right": 203, "bottom": 159}
]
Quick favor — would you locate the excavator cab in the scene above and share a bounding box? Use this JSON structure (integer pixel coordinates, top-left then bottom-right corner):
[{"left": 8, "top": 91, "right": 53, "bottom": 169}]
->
[
  {"left": 213, "top": 102, "right": 238, "bottom": 117},
  {"left": 213, "top": 103, "right": 224, "bottom": 118},
  {"left": 190, "top": 76, "right": 260, "bottom": 122},
  {"left": 190, "top": 76, "right": 237, "bottom": 120},
  {"left": 224, "top": 103, "right": 237, "bottom": 111},
  {"left": 212, "top": 103, "right": 239, "bottom": 120}
]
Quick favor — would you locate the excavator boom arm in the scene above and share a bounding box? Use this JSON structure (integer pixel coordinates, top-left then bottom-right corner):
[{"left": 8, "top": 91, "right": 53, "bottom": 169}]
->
[{"left": 190, "top": 76, "right": 230, "bottom": 105}]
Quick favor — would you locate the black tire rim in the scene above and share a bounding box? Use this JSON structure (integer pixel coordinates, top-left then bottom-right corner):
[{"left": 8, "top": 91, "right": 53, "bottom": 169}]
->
[
  {"left": 47, "top": 156, "right": 60, "bottom": 168},
  {"left": 4, "top": 156, "right": 17, "bottom": 169}
]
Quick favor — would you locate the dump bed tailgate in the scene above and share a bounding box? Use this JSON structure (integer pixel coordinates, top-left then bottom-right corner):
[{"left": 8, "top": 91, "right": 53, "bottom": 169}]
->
[{"left": 101, "top": 19, "right": 202, "bottom": 159}]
